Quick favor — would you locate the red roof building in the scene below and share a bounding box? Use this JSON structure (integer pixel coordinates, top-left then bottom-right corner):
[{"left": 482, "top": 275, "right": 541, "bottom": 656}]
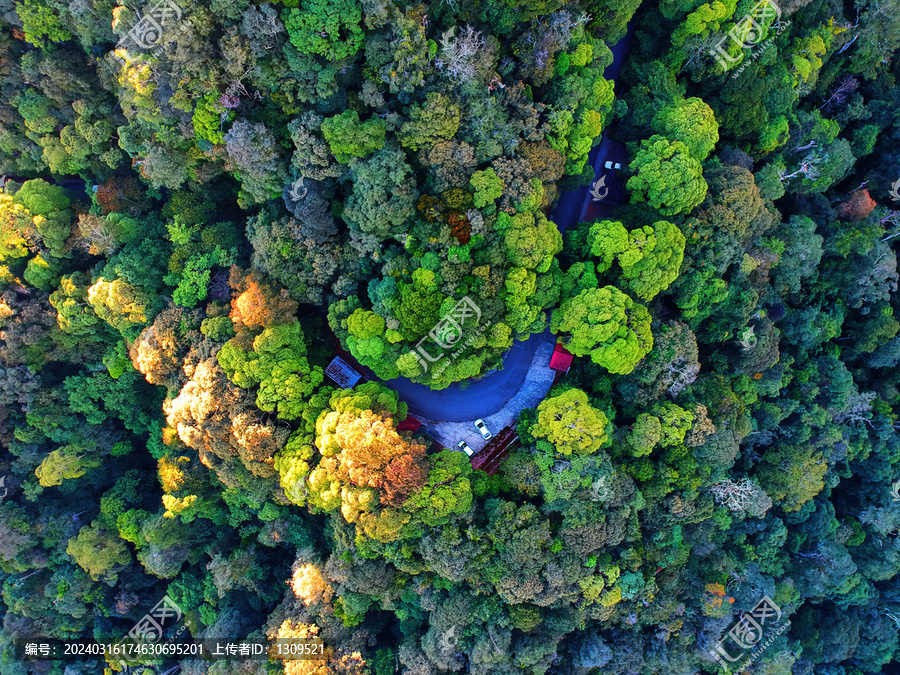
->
[
  {"left": 471, "top": 426, "right": 518, "bottom": 475},
  {"left": 549, "top": 342, "right": 574, "bottom": 372},
  {"left": 396, "top": 414, "right": 423, "bottom": 432}
]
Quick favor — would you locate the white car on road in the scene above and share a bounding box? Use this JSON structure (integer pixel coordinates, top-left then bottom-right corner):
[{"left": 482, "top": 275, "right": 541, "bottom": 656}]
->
[{"left": 474, "top": 419, "right": 492, "bottom": 440}]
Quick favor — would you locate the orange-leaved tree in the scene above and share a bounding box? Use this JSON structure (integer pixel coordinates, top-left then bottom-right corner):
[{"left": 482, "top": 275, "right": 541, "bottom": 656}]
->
[
  {"left": 228, "top": 266, "right": 298, "bottom": 338},
  {"left": 323, "top": 408, "right": 428, "bottom": 507}
]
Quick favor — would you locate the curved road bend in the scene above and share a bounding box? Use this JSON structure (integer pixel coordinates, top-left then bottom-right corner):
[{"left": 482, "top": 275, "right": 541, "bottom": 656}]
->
[{"left": 359, "top": 23, "right": 637, "bottom": 422}]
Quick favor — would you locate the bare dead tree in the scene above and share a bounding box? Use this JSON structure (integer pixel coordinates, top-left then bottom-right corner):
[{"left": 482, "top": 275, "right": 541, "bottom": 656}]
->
[
  {"left": 795, "top": 550, "right": 828, "bottom": 570},
  {"left": 551, "top": 459, "right": 572, "bottom": 474},
  {"left": 881, "top": 211, "right": 900, "bottom": 241},
  {"left": 679, "top": 33, "right": 725, "bottom": 76},
  {"left": 13, "top": 570, "right": 42, "bottom": 586},
  {"left": 709, "top": 478, "right": 759, "bottom": 512},
  {"left": 225, "top": 66, "right": 262, "bottom": 100},
  {"left": 487, "top": 626, "right": 502, "bottom": 655},
  {"left": 549, "top": 10, "right": 591, "bottom": 34},
  {"left": 778, "top": 152, "right": 824, "bottom": 183},
  {"left": 833, "top": 391, "right": 877, "bottom": 428},
  {"left": 883, "top": 609, "right": 900, "bottom": 630},
  {"left": 820, "top": 75, "right": 858, "bottom": 111},
  {"left": 218, "top": 93, "right": 240, "bottom": 109},
  {"left": 665, "top": 359, "right": 700, "bottom": 397},
  {"left": 836, "top": 34, "right": 858, "bottom": 54},
  {"left": 434, "top": 25, "right": 485, "bottom": 81}
]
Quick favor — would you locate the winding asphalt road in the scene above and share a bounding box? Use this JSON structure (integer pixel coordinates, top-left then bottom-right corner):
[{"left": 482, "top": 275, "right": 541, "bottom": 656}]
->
[{"left": 372, "top": 23, "right": 638, "bottom": 422}]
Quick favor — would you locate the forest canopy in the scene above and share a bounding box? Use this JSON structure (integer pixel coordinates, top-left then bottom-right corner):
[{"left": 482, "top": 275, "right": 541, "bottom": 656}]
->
[{"left": 1, "top": 0, "right": 900, "bottom": 674}]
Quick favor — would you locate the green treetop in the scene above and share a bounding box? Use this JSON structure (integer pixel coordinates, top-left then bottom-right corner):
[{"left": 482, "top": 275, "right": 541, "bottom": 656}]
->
[
  {"left": 344, "top": 307, "right": 402, "bottom": 377},
  {"left": 15, "top": 0, "right": 72, "bottom": 48},
  {"left": 503, "top": 211, "right": 563, "bottom": 273},
  {"left": 588, "top": 219, "right": 686, "bottom": 300},
  {"left": 531, "top": 388, "right": 609, "bottom": 456},
  {"left": 398, "top": 93, "right": 461, "bottom": 152},
  {"left": 627, "top": 413, "right": 663, "bottom": 457},
  {"left": 65, "top": 521, "right": 131, "bottom": 585},
  {"left": 471, "top": 168, "right": 505, "bottom": 209},
  {"left": 321, "top": 111, "right": 387, "bottom": 164},
  {"left": 627, "top": 135, "right": 708, "bottom": 216},
  {"left": 403, "top": 450, "right": 474, "bottom": 530},
  {"left": 282, "top": 0, "right": 364, "bottom": 61},
  {"left": 13, "top": 178, "right": 72, "bottom": 258},
  {"left": 651, "top": 97, "right": 720, "bottom": 161},
  {"left": 651, "top": 402, "right": 694, "bottom": 447},
  {"left": 551, "top": 286, "right": 653, "bottom": 375},
  {"left": 50, "top": 272, "right": 102, "bottom": 337},
  {"left": 218, "top": 320, "right": 324, "bottom": 420},
  {"left": 35, "top": 444, "right": 101, "bottom": 487},
  {"left": 589, "top": 220, "right": 631, "bottom": 273},
  {"left": 87, "top": 275, "right": 157, "bottom": 337},
  {"left": 342, "top": 147, "right": 418, "bottom": 238},
  {"left": 619, "top": 220, "right": 686, "bottom": 301}
]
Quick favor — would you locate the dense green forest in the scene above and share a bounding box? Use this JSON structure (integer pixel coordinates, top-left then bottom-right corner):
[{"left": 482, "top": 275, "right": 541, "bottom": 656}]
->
[{"left": 1, "top": 0, "right": 900, "bottom": 672}]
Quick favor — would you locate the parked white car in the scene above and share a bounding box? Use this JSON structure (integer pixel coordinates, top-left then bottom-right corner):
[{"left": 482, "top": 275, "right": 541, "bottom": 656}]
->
[
  {"left": 474, "top": 419, "right": 492, "bottom": 440},
  {"left": 458, "top": 441, "right": 474, "bottom": 457}
]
